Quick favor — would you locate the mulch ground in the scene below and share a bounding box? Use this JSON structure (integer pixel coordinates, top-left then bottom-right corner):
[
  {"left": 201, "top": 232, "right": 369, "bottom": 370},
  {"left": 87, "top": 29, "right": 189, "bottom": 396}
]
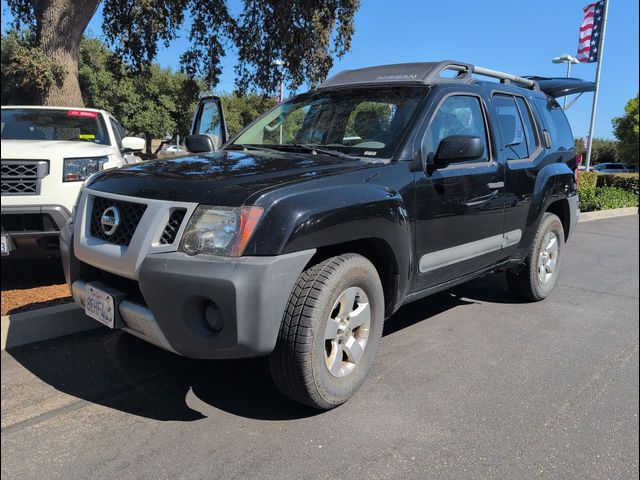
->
[{"left": 1, "top": 258, "right": 72, "bottom": 316}]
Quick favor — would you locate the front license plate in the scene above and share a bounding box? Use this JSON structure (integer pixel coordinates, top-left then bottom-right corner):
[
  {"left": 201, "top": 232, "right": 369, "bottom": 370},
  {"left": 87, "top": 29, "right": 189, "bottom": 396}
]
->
[
  {"left": 1, "top": 235, "right": 9, "bottom": 256},
  {"left": 85, "top": 285, "right": 115, "bottom": 328},
  {"left": 1, "top": 235, "right": 10, "bottom": 257}
]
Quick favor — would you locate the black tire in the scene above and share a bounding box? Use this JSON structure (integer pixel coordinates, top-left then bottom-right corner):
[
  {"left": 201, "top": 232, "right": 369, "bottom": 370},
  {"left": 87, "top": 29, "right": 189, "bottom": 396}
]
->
[
  {"left": 268, "top": 253, "right": 384, "bottom": 410},
  {"left": 507, "top": 212, "right": 565, "bottom": 301}
]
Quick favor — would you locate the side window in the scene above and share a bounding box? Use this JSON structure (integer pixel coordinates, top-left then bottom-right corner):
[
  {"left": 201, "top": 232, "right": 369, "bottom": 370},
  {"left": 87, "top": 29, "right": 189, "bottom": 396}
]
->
[
  {"left": 533, "top": 97, "right": 574, "bottom": 150},
  {"left": 424, "top": 95, "right": 489, "bottom": 162},
  {"left": 109, "top": 118, "right": 124, "bottom": 150},
  {"left": 514, "top": 97, "right": 539, "bottom": 156},
  {"left": 492, "top": 95, "right": 529, "bottom": 160},
  {"left": 197, "top": 101, "right": 222, "bottom": 145}
]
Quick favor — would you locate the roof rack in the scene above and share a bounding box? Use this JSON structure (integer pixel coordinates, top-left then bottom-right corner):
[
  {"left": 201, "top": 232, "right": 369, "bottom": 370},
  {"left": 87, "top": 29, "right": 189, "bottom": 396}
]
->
[
  {"left": 442, "top": 63, "right": 537, "bottom": 89},
  {"left": 318, "top": 60, "right": 539, "bottom": 90}
]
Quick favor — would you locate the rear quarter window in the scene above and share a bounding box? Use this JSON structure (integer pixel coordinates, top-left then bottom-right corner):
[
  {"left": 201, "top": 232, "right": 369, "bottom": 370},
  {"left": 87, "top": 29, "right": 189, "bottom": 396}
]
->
[{"left": 533, "top": 98, "right": 574, "bottom": 150}]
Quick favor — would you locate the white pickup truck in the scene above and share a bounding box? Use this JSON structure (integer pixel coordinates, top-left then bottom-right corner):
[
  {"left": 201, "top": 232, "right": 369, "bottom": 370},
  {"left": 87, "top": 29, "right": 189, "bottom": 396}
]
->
[{"left": 1, "top": 106, "right": 146, "bottom": 257}]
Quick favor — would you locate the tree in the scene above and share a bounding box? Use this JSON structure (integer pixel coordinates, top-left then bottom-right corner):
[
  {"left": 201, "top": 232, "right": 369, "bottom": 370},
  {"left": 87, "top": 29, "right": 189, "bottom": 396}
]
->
[
  {"left": 574, "top": 137, "right": 619, "bottom": 165},
  {"left": 1, "top": 29, "right": 65, "bottom": 104},
  {"left": 612, "top": 94, "right": 639, "bottom": 167},
  {"left": 6, "top": 0, "right": 360, "bottom": 106},
  {"left": 220, "top": 94, "right": 275, "bottom": 137},
  {"left": 78, "top": 37, "right": 203, "bottom": 153},
  {"left": 7, "top": 0, "right": 100, "bottom": 106}
]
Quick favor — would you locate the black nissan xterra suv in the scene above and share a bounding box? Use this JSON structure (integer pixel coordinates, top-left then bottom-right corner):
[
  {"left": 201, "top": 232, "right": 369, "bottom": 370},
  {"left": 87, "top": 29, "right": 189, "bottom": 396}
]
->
[{"left": 61, "top": 61, "right": 595, "bottom": 410}]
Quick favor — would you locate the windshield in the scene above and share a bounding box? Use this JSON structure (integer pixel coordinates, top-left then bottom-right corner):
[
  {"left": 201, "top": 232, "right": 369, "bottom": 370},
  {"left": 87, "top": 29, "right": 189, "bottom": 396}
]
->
[
  {"left": 230, "top": 86, "right": 427, "bottom": 159},
  {"left": 1, "top": 108, "right": 110, "bottom": 145}
]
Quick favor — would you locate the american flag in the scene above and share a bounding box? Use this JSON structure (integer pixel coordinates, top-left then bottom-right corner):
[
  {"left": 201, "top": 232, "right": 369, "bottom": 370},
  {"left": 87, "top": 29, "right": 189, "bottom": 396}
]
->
[{"left": 577, "top": 1, "right": 605, "bottom": 63}]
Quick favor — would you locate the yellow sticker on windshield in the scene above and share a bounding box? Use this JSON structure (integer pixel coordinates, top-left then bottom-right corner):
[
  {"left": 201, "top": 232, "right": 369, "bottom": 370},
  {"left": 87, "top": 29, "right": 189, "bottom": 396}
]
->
[{"left": 79, "top": 134, "right": 95, "bottom": 139}]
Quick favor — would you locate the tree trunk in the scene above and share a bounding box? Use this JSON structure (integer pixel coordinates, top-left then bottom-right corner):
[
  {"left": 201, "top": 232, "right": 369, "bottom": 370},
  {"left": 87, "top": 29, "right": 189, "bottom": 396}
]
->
[
  {"left": 33, "top": 0, "right": 100, "bottom": 106},
  {"left": 145, "top": 132, "right": 153, "bottom": 156}
]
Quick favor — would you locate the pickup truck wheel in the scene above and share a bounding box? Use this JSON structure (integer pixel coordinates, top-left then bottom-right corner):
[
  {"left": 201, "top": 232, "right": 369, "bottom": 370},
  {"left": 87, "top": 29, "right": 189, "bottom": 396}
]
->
[
  {"left": 507, "top": 212, "right": 564, "bottom": 301},
  {"left": 269, "top": 254, "right": 384, "bottom": 410}
]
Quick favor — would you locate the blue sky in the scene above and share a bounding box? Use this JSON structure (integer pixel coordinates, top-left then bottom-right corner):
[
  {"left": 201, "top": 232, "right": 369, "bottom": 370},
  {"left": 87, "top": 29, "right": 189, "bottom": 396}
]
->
[{"left": 2, "top": 0, "right": 638, "bottom": 139}]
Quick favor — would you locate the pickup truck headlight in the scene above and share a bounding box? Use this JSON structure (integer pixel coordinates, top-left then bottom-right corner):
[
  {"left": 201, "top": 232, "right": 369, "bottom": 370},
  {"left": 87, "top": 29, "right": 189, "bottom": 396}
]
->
[
  {"left": 63, "top": 156, "right": 109, "bottom": 182},
  {"left": 179, "top": 205, "right": 263, "bottom": 257}
]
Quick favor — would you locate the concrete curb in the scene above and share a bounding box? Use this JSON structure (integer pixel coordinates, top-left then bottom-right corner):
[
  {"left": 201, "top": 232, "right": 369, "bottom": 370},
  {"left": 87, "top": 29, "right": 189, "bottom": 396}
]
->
[
  {"left": 578, "top": 207, "right": 638, "bottom": 223},
  {"left": 1, "top": 303, "right": 100, "bottom": 351}
]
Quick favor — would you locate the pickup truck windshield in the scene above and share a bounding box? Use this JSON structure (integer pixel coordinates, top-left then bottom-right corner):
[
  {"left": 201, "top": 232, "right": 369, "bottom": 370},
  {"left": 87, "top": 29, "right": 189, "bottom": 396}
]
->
[
  {"left": 231, "top": 86, "right": 427, "bottom": 159},
  {"left": 1, "top": 108, "right": 110, "bottom": 145}
]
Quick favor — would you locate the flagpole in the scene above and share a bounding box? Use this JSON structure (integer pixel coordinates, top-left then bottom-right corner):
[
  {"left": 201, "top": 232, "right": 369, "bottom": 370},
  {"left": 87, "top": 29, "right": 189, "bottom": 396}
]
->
[{"left": 584, "top": 0, "right": 610, "bottom": 170}]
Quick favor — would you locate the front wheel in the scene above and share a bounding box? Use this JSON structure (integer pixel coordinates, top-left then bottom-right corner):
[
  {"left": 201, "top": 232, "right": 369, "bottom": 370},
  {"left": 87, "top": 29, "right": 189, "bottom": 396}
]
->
[
  {"left": 507, "top": 212, "right": 565, "bottom": 301},
  {"left": 269, "top": 254, "right": 384, "bottom": 410}
]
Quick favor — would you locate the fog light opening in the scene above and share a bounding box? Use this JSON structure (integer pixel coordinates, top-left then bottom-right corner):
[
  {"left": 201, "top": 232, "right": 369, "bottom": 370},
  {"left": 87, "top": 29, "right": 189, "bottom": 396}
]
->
[{"left": 204, "top": 301, "right": 224, "bottom": 332}]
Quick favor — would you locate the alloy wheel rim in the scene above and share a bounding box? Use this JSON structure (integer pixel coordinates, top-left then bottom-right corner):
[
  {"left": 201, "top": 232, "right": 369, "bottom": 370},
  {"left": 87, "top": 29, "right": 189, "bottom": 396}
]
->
[
  {"left": 324, "top": 286, "right": 371, "bottom": 378},
  {"left": 538, "top": 231, "right": 559, "bottom": 285}
]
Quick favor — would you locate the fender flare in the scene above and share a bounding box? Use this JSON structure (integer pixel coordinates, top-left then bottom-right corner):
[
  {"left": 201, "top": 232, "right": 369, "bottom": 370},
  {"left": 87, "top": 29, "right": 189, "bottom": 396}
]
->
[{"left": 246, "top": 183, "right": 413, "bottom": 304}]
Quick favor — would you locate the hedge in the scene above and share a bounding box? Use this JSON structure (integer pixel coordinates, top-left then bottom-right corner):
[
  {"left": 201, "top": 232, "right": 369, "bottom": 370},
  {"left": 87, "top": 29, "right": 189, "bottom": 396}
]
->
[
  {"left": 578, "top": 172, "right": 639, "bottom": 212},
  {"left": 579, "top": 187, "right": 639, "bottom": 211},
  {"left": 578, "top": 171, "right": 598, "bottom": 191},
  {"left": 596, "top": 173, "right": 639, "bottom": 196}
]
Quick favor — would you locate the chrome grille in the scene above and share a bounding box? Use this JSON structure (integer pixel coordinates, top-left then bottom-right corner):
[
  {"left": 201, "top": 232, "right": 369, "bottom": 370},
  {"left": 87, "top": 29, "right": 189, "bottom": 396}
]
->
[
  {"left": 90, "top": 196, "right": 147, "bottom": 246},
  {"left": 1, "top": 160, "right": 48, "bottom": 195}
]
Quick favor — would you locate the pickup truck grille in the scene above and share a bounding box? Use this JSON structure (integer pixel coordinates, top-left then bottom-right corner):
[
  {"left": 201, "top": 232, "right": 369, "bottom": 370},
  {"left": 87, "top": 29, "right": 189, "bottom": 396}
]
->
[
  {"left": 1, "top": 160, "right": 49, "bottom": 195},
  {"left": 90, "top": 196, "right": 147, "bottom": 246}
]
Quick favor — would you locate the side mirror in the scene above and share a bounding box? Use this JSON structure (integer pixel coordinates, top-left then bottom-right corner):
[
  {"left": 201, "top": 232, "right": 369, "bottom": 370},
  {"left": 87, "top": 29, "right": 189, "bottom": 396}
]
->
[
  {"left": 185, "top": 134, "right": 215, "bottom": 153},
  {"left": 121, "top": 136, "right": 146, "bottom": 152},
  {"left": 433, "top": 135, "right": 484, "bottom": 166}
]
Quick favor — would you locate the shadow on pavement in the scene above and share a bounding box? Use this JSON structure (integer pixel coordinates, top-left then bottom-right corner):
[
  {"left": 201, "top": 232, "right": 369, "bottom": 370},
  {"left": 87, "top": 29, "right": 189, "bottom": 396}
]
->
[
  {"left": 7, "top": 272, "right": 517, "bottom": 422},
  {"left": 1, "top": 257, "right": 66, "bottom": 290}
]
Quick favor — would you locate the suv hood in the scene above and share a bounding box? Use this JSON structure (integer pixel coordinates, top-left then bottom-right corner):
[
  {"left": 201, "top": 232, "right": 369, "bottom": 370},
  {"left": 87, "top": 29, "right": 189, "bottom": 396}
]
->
[
  {"left": 0, "top": 140, "right": 115, "bottom": 159},
  {"left": 87, "top": 150, "right": 378, "bottom": 205}
]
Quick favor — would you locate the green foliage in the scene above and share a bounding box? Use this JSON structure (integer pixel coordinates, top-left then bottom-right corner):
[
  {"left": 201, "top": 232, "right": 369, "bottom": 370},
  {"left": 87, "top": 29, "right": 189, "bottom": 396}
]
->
[
  {"left": 7, "top": 0, "right": 360, "bottom": 104},
  {"left": 234, "top": 0, "right": 359, "bottom": 92},
  {"left": 612, "top": 94, "right": 639, "bottom": 167},
  {"left": 596, "top": 173, "right": 639, "bottom": 196},
  {"left": 579, "top": 172, "right": 639, "bottom": 212},
  {"left": 1, "top": 29, "right": 65, "bottom": 104},
  {"left": 78, "top": 37, "right": 203, "bottom": 149},
  {"left": 220, "top": 94, "right": 276, "bottom": 138},
  {"left": 574, "top": 137, "right": 619, "bottom": 165},
  {"left": 580, "top": 187, "right": 639, "bottom": 212},
  {"left": 578, "top": 171, "right": 599, "bottom": 192}
]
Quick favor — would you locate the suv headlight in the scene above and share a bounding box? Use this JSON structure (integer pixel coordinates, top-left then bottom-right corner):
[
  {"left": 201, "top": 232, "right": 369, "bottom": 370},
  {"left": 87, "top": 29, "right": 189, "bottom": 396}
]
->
[
  {"left": 63, "top": 156, "right": 109, "bottom": 182},
  {"left": 179, "top": 205, "right": 263, "bottom": 257}
]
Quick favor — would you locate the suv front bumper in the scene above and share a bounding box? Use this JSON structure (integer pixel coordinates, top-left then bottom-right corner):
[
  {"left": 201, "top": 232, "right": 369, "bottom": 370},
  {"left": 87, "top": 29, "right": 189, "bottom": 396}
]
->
[
  {"left": 1, "top": 204, "right": 71, "bottom": 256},
  {"left": 62, "top": 228, "right": 314, "bottom": 358}
]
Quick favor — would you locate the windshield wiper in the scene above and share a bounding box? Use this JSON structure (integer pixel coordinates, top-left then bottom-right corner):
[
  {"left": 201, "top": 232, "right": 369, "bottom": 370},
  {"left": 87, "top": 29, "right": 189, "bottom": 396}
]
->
[
  {"left": 227, "top": 144, "right": 281, "bottom": 154},
  {"left": 272, "top": 144, "right": 357, "bottom": 159}
]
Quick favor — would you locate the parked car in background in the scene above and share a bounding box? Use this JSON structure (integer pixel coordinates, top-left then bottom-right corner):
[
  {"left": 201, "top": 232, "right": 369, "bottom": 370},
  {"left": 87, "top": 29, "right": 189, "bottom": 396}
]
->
[
  {"left": 591, "top": 162, "right": 633, "bottom": 174},
  {"left": 159, "top": 144, "right": 187, "bottom": 157},
  {"left": 1, "top": 106, "right": 146, "bottom": 257}
]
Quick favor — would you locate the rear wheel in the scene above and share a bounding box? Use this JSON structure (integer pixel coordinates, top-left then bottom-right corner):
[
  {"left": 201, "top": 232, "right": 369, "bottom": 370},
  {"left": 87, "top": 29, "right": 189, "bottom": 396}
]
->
[
  {"left": 507, "top": 212, "right": 564, "bottom": 301},
  {"left": 269, "top": 254, "right": 384, "bottom": 410}
]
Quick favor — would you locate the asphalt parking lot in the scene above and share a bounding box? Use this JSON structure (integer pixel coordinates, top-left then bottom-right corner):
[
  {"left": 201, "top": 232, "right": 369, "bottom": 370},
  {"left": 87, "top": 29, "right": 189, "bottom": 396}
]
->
[{"left": 1, "top": 215, "right": 638, "bottom": 480}]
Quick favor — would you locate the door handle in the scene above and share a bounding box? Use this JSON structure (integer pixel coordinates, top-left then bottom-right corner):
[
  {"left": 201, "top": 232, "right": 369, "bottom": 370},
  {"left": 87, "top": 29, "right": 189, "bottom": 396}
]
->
[{"left": 487, "top": 181, "right": 505, "bottom": 189}]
